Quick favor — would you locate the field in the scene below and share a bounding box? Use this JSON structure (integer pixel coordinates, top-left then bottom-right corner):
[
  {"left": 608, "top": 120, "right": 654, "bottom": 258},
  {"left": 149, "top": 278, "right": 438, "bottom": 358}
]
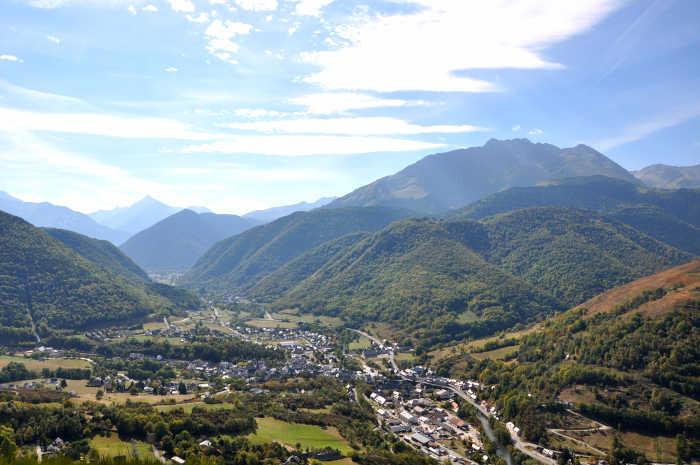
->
[
  {"left": 348, "top": 335, "right": 372, "bottom": 351},
  {"left": 154, "top": 401, "right": 238, "bottom": 413},
  {"left": 0, "top": 355, "right": 90, "bottom": 371},
  {"left": 469, "top": 345, "right": 519, "bottom": 361},
  {"left": 245, "top": 319, "right": 298, "bottom": 329},
  {"left": 142, "top": 321, "right": 168, "bottom": 331},
  {"left": 90, "top": 433, "right": 152, "bottom": 458},
  {"left": 63, "top": 379, "right": 193, "bottom": 405},
  {"left": 248, "top": 417, "right": 353, "bottom": 454},
  {"left": 549, "top": 429, "right": 678, "bottom": 463},
  {"left": 427, "top": 324, "right": 541, "bottom": 364},
  {"left": 270, "top": 312, "right": 344, "bottom": 328}
]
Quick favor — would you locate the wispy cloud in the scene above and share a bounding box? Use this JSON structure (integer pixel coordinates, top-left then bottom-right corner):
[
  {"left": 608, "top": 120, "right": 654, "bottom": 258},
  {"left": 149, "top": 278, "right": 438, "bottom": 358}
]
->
[
  {"left": 183, "top": 135, "right": 444, "bottom": 156},
  {"left": 0, "top": 107, "right": 217, "bottom": 140},
  {"left": 289, "top": 92, "right": 430, "bottom": 115},
  {"left": 225, "top": 116, "right": 484, "bottom": 136},
  {"left": 597, "top": 102, "right": 700, "bottom": 150}
]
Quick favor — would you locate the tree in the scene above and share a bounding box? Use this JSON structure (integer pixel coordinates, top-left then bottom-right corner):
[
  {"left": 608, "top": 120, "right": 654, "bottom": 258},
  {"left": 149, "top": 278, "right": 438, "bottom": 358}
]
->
[
  {"left": 96, "top": 389, "right": 104, "bottom": 400},
  {"left": 60, "top": 379, "right": 68, "bottom": 389},
  {"left": 0, "top": 426, "right": 17, "bottom": 460}
]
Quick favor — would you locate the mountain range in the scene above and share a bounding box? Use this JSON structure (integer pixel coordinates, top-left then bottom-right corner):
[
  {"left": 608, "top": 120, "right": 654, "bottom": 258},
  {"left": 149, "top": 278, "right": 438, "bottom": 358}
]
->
[
  {"left": 456, "top": 175, "right": 700, "bottom": 254},
  {"left": 243, "top": 196, "right": 337, "bottom": 223},
  {"left": 90, "top": 195, "right": 181, "bottom": 236},
  {"left": 633, "top": 163, "right": 700, "bottom": 189},
  {"left": 0, "top": 191, "right": 129, "bottom": 244},
  {"left": 329, "top": 139, "right": 639, "bottom": 213},
  {"left": 120, "top": 209, "right": 260, "bottom": 272}
]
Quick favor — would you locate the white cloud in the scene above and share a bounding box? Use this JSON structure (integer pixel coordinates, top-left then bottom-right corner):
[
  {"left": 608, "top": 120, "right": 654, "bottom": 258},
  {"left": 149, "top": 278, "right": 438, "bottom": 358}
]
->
[
  {"left": 301, "top": 0, "right": 622, "bottom": 92},
  {"left": 512, "top": 124, "right": 521, "bottom": 132},
  {"left": 186, "top": 12, "right": 210, "bottom": 22},
  {"left": 205, "top": 19, "right": 253, "bottom": 64},
  {"left": 234, "top": 0, "right": 277, "bottom": 12},
  {"left": 168, "top": 0, "right": 195, "bottom": 13},
  {"left": 0, "top": 107, "right": 221, "bottom": 140},
  {"left": 182, "top": 135, "right": 444, "bottom": 156},
  {"left": 0, "top": 55, "right": 23, "bottom": 63},
  {"left": 142, "top": 4, "right": 158, "bottom": 12},
  {"left": 127, "top": 4, "right": 137, "bottom": 14},
  {"left": 528, "top": 128, "right": 543, "bottom": 135},
  {"left": 292, "top": 0, "right": 334, "bottom": 17},
  {"left": 225, "top": 116, "right": 483, "bottom": 136},
  {"left": 164, "top": 66, "right": 179, "bottom": 72},
  {"left": 289, "top": 92, "right": 427, "bottom": 115},
  {"left": 46, "top": 35, "right": 61, "bottom": 44}
]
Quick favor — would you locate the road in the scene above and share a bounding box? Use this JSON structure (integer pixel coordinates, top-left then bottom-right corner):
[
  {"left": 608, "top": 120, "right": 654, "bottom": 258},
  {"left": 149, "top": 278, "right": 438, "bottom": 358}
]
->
[
  {"left": 417, "top": 379, "right": 556, "bottom": 465},
  {"left": 349, "top": 328, "right": 398, "bottom": 372}
]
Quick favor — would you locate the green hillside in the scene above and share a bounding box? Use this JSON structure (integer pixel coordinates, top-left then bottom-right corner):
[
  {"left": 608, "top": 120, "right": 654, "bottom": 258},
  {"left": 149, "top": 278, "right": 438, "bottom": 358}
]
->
[
  {"left": 277, "top": 218, "right": 560, "bottom": 349},
  {"left": 0, "top": 210, "right": 189, "bottom": 343},
  {"left": 44, "top": 227, "right": 149, "bottom": 283},
  {"left": 120, "top": 209, "right": 259, "bottom": 272},
  {"left": 269, "top": 208, "right": 688, "bottom": 348},
  {"left": 431, "top": 260, "right": 700, "bottom": 456},
  {"left": 182, "top": 206, "right": 414, "bottom": 293},
  {"left": 250, "top": 231, "right": 368, "bottom": 301},
  {"left": 479, "top": 208, "right": 690, "bottom": 306}
]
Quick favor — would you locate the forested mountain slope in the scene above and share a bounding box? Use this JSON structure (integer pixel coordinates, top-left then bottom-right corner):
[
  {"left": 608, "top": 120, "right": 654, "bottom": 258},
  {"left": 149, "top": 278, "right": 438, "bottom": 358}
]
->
[
  {"left": 271, "top": 208, "right": 688, "bottom": 348},
  {"left": 0, "top": 210, "right": 194, "bottom": 343},
  {"left": 432, "top": 260, "right": 700, "bottom": 452},
  {"left": 456, "top": 176, "right": 700, "bottom": 255},
  {"left": 181, "top": 206, "right": 414, "bottom": 293}
]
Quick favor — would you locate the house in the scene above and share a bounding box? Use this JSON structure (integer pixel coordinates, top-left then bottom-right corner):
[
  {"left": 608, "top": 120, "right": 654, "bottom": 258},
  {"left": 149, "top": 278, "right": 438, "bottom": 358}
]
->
[
  {"left": 434, "top": 389, "right": 453, "bottom": 400},
  {"left": 411, "top": 432, "right": 431, "bottom": 446},
  {"left": 171, "top": 456, "right": 185, "bottom": 464}
]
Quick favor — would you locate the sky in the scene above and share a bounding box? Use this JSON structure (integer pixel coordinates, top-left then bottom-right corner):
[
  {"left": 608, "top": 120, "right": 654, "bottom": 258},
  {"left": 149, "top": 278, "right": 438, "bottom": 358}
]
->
[{"left": 0, "top": 0, "right": 699, "bottom": 214}]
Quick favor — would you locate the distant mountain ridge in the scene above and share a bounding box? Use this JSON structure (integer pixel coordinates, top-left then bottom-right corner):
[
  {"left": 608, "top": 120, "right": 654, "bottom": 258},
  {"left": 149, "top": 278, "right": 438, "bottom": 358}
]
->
[
  {"left": 120, "top": 209, "right": 260, "bottom": 272},
  {"left": 633, "top": 163, "right": 700, "bottom": 189},
  {"left": 90, "top": 195, "right": 180, "bottom": 235},
  {"left": 454, "top": 176, "right": 700, "bottom": 255},
  {"left": 0, "top": 191, "right": 128, "bottom": 244},
  {"left": 329, "top": 138, "right": 639, "bottom": 213},
  {"left": 243, "top": 197, "right": 337, "bottom": 223}
]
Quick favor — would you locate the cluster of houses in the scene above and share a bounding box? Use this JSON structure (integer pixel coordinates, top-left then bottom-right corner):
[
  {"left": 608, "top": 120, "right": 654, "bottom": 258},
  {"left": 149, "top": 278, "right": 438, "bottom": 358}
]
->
[{"left": 368, "top": 381, "right": 488, "bottom": 464}]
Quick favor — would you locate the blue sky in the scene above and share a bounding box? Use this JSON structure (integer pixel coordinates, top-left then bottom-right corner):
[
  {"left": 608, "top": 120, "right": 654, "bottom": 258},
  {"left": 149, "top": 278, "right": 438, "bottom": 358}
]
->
[{"left": 0, "top": 0, "right": 698, "bottom": 214}]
